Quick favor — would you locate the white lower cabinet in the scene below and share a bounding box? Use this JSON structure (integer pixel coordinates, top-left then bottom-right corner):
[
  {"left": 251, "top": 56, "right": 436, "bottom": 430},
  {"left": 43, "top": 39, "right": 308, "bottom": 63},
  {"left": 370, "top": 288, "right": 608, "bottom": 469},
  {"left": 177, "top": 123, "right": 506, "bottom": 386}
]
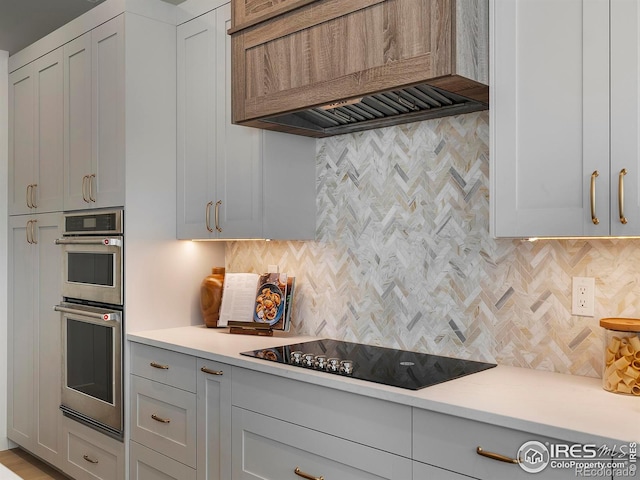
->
[
  {"left": 130, "top": 375, "right": 197, "bottom": 468},
  {"left": 130, "top": 441, "right": 197, "bottom": 480},
  {"left": 7, "top": 213, "right": 63, "bottom": 466},
  {"left": 413, "top": 409, "right": 609, "bottom": 480},
  {"left": 129, "top": 342, "right": 232, "bottom": 480},
  {"left": 61, "top": 417, "right": 124, "bottom": 480},
  {"left": 197, "top": 359, "right": 232, "bottom": 480},
  {"left": 232, "top": 406, "right": 412, "bottom": 480},
  {"left": 128, "top": 342, "right": 619, "bottom": 480}
]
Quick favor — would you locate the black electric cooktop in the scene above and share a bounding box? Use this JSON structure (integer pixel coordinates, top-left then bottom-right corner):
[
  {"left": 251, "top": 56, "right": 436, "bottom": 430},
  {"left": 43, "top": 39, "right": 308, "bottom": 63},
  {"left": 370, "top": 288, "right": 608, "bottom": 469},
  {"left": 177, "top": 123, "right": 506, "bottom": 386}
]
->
[{"left": 241, "top": 339, "right": 496, "bottom": 390}]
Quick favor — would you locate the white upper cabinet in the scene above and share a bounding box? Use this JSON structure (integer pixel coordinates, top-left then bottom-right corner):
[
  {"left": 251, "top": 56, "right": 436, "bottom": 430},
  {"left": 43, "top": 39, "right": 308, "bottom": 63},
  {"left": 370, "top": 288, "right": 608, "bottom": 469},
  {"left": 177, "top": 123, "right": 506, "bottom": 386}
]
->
[
  {"left": 9, "top": 49, "right": 64, "bottom": 215},
  {"left": 63, "top": 16, "right": 125, "bottom": 211},
  {"left": 491, "top": 0, "right": 640, "bottom": 237},
  {"left": 177, "top": 2, "right": 316, "bottom": 240},
  {"left": 610, "top": 0, "right": 640, "bottom": 236}
]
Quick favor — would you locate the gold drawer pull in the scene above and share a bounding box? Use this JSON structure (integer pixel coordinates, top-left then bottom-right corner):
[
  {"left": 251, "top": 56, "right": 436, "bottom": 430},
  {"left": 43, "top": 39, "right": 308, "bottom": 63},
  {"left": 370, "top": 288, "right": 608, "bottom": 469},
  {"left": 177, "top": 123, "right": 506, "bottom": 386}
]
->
[
  {"left": 205, "top": 201, "right": 214, "bottom": 232},
  {"left": 619, "top": 168, "right": 628, "bottom": 224},
  {"left": 151, "top": 414, "right": 171, "bottom": 424},
  {"left": 214, "top": 200, "right": 223, "bottom": 233},
  {"left": 150, "top": 361, "right": 169, "bottom": 370},
  {"left": 294, "top": 467, "right": 324, "bottom": 480},
  {"left": 83, "top": 454, "right": 99, "bottom": 464},
  {"left": 590, "top": 170, "right": 600, "bottom": 225},
  {"left": 476, "top": 446, "right": 520, "bottom": 464},
  {"left": 201, "top": 366, "right": 223, "bottom": 375}
]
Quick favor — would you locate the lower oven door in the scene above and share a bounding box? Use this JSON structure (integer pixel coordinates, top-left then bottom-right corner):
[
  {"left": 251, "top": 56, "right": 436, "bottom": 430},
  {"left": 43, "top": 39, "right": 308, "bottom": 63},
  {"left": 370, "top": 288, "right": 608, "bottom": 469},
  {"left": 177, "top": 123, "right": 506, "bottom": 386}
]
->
[{"left": 56, "top": 302, "right": 122, "bottom": 436}]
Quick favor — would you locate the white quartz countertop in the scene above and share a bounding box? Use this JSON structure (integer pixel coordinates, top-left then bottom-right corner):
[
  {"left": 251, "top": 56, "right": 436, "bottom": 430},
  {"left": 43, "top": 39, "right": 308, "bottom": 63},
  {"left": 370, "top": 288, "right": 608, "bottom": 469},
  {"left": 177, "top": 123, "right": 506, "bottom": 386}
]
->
[{"left": 127, "top": 326, "right": 640, "bottom": 445}]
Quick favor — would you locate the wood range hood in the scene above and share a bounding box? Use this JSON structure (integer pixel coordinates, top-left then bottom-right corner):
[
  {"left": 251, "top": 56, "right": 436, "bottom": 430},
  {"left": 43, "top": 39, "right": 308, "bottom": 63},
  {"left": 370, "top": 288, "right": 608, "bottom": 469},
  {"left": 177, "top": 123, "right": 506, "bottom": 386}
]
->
[{"left": 229, "top": 0, "right": 489, "bottom": 138}]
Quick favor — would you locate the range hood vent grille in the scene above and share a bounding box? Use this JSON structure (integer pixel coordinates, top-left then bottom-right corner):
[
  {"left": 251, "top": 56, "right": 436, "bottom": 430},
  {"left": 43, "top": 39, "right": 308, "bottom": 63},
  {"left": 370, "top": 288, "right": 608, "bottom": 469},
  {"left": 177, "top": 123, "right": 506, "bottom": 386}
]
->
[{"left": 263, "top": 83, "right": 488, "bottom": 136}]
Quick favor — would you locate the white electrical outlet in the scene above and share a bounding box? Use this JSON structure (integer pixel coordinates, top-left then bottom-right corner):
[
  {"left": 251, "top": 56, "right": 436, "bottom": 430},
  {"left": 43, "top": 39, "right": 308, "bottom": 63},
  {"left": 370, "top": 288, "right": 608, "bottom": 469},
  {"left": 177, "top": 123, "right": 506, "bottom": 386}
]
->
[{"left": 572, "top": 277, "right": 595, "bottom": 317}]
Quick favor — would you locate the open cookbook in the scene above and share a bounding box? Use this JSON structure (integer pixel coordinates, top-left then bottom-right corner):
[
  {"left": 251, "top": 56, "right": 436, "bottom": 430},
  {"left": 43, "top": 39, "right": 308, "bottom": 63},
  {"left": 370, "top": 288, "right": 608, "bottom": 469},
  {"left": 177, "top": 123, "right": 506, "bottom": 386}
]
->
[{"left": 218, "top": 272, "right": 295, "bottom": 331}]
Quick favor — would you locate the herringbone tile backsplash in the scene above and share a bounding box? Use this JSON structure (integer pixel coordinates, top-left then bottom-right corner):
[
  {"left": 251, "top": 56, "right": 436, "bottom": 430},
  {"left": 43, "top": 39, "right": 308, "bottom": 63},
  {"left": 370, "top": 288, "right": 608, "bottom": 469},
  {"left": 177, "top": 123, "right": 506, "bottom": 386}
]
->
[{"left": 227, "top": 111, "right": 640, "bottom": 378}]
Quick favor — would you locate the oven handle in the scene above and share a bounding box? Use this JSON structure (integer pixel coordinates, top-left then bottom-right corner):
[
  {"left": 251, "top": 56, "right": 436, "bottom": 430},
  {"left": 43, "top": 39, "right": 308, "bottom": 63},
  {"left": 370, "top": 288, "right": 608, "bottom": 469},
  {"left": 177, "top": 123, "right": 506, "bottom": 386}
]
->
[
  {"left": 55, "top": 237, "right": 122, "bottom": 247},
  {"left": 54, "top": 305, "right": 121, "bottom": 322}
]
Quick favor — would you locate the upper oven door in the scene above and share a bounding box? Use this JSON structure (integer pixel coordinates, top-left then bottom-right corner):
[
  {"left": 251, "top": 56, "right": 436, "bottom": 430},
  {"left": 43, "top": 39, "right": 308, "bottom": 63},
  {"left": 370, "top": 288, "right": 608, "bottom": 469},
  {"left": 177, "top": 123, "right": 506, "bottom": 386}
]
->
[{"left": 57, "top": 237, "right": 123, "bottom": 305}]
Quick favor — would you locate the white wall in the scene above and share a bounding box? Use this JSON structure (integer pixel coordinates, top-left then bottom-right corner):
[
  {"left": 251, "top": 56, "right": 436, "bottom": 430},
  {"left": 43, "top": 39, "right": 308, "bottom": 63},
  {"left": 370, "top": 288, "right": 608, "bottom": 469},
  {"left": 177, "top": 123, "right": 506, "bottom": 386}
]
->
[
  {"left": 123, "top": 11, "right": 225, "bottom": 333},
  {"left": 0, "top": 50, "right": 10, "bottom": 450}
]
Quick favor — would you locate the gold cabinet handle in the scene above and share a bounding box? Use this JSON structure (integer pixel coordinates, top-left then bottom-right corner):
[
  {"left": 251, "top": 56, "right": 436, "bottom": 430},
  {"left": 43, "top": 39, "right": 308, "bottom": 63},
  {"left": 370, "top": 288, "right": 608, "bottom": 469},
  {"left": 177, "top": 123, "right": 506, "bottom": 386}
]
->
[
  {"left": 29, "top": 219, "right": 37, "bottom": 245},
  {"left": 590, "top": 170, "right": 599, "bottom": 225},
  {"left": 619, "top": 168, "right": 628, "bottom": 224},
  {"left": 30, "top": 183, "right": 37, "bottom": 208},
  {"left": 150, "top": 361, "right": 169, "bottom": 370},
  {"left": 201, "top": 366, "right": 223, "bottom": 375},
  {"left": 294, "top": 467, "right": 324, "bottom": 480},
  {"left": 83, "top": 454, "right": 99, "bottom": 464},
  {"left": 26, "top": 184, "right": 37, "bottom": 208},
  {"left": 215, "top": 200, "right": 223, "bottom": 233},
  {"left": 476, "top": 446, "right": 520, "bottom": 464},
  {"left": 26, "top": 220, "right": 33, "bottom": 244},
  {"left": 151, "top": 413, "right": 170, "bottom": 424},
  {"left": 88, "top": 174, "right": 96, "bottom": 202},
  {"left": 205, "top": 201, "right": 214, "bottom": 232},
  {"left": 82, "top": 175, "right": 90, "bottom": 203}
]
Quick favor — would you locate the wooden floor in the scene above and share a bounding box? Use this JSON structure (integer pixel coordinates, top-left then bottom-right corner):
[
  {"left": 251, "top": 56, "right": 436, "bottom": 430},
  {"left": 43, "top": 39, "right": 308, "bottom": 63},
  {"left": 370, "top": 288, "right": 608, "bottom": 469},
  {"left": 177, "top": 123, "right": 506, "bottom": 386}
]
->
[{"left": 0, "top": 449, "right": 70, "bottom": 480}]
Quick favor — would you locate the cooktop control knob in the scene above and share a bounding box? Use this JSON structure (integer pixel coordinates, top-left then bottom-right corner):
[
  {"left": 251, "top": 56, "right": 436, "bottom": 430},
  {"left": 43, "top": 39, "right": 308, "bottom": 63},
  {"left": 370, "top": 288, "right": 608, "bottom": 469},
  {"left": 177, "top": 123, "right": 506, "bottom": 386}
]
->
[
  {"left": 327, "top": 358, "right": 340, "bottom": 372},
  {"left": 340, "top": 359, "right": 354, "bottom": 375},
  {"left": 302, "top": 353, "right": 315, "bottom": 368},
  {"left": 290, "top": 351, "right": 304, "bottom": 365},
  {"left": 314, "top": 355, "right": 327, "bottom": 370}
]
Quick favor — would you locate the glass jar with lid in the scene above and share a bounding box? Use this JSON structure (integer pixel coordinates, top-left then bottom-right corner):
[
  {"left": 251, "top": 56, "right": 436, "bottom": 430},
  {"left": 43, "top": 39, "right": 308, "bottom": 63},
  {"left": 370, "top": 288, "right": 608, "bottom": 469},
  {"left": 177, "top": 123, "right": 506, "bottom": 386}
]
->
[{"left": 600, "top": 318, "right": 640, "bottom": 396}]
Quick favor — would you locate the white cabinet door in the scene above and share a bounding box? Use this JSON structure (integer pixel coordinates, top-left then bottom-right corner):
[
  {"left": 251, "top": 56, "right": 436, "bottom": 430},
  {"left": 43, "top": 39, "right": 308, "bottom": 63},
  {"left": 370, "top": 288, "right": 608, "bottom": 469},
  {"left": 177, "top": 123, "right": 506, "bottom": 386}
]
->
[
  {"left": 177, "top": 5, "right": 261, "bottom": 240},
  {"left": 62, "top": 416, "right": 125, "bottom": 480},
  {"left": 177, "top": 10, "right": 217, "bottom": 239},
  {"left": 33, "top": 214, "right": 64, "bottom": 466},
  {"left": 7, "top": 213, "right": 63, "bottom": 461},
  {"left": 232, "top": 407, "right": 413, "bottom": 480},
  {"left": 7, "top": 217, "right": 36, "bottom": 449},
  {"left": 9, "top": 49, "right": 64, "bottom": 215},
  {"left": 8, "top": 64, "right": 35, "bottom": 216},
  {"left": 214, "top": 2, "right": 262, "bottom": 239},
  {"left": 611, "top": 0, "right": 640, "bottom": 236},
  {"left": 33, "top": 49, "right": 64, "bottom": 213},
  {"left": 64, "top": 32, "right": 93, "bottom": 210},
  {"left": 130, "top": 375, "right": 197, "bottom": 468},
  {"left": 176, "top": 2, "right": 315, "bottom": 240},
  {"left": 196, "top": 359, "right": 232, "bottom": 480},
  {"left": 91, "top": 15, "right": 125, "bottom": 209},
  {"left": 413, "top": 461, "right": 476, "bottom": 479},
  {"left": 491, "top": 0, "right": 610, "bottom": 237},
  {"left": 130, "top": 441, "right": 196, "bottom": 480},
  {"left": 413, "top": 408, "right": 610, "bottom": 480},
  {"left": 63, "top": 16, "right": 125, "bottom": 211}
]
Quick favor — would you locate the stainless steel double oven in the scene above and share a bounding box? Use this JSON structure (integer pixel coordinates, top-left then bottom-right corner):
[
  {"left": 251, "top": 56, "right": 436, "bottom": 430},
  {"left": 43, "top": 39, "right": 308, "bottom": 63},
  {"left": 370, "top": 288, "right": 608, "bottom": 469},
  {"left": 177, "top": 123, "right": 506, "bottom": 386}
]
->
[{"left": 55, "top": 210, "right": 124, "bottom": 438}]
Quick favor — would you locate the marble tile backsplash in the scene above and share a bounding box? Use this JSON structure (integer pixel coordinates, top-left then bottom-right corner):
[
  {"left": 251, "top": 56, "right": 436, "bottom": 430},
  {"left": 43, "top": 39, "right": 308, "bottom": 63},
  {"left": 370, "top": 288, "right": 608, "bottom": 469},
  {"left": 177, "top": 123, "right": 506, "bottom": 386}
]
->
[{"left": 227, "top": 111, "right": 640, "bottom": 377}]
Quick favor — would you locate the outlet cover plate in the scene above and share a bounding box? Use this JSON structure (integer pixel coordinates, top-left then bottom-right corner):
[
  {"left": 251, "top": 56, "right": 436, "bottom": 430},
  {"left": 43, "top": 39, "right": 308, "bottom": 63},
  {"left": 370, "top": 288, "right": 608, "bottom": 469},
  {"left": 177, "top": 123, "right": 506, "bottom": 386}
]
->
[{"left": 572, "top": 277, "right": 595, "bottom": 317}]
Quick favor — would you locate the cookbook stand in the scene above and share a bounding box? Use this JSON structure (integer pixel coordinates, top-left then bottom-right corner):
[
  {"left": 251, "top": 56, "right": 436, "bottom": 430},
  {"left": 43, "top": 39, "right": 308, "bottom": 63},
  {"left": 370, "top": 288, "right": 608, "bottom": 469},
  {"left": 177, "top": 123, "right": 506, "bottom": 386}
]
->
[{"left": 228, "top": 321, "right": 274, "bottom": 336}]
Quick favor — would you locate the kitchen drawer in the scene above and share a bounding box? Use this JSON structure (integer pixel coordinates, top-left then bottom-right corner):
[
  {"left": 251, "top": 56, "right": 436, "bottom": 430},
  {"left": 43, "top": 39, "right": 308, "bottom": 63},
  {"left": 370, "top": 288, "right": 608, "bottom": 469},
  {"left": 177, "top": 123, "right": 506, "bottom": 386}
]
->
[
  {"left": 61, "top": 417, "right": 124, "bottom": 480},
  {"left": 130, "top": 375, "right": 197, "bottom": 468},
  {"left": 130, "top": 441, "right": 196, "bottom": 480},
  {"left": 130, "top": 342, "right": 197, "bottom": 392},
  {"left": 413, "top": 460, "right": 476, "bottom": 479},
  {"left": 413, "top": 409, "right": 608, "bottom": 480},
  {"left": 232, "top": 406, "right": 412, "bottom": 480},
  {"left": 232, "top": 366, "right": 411, "bottom": 457}
]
